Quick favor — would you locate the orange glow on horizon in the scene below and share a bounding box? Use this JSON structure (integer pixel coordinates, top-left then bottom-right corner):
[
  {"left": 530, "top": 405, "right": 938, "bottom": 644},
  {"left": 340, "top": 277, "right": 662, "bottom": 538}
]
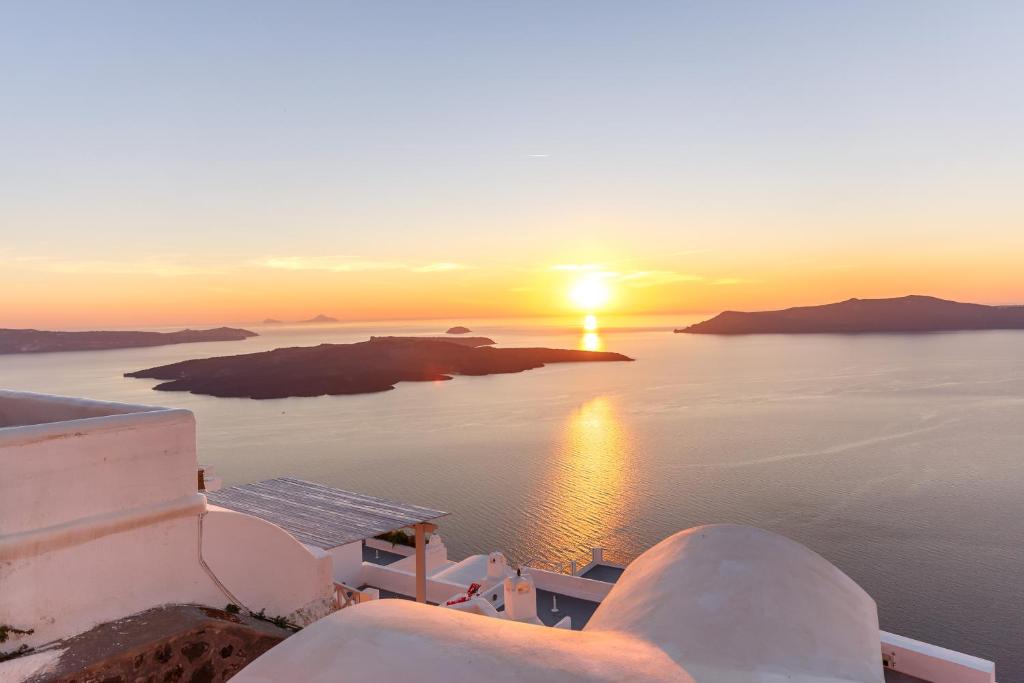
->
[{"left": 5, "top": 243, "right": 1024, "bottom": 328}]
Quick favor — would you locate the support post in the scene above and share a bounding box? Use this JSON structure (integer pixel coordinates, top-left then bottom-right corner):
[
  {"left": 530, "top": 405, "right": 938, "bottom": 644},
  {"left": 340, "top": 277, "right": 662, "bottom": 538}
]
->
[
  {"left": 412, "top": 522, "right": 438, "bottom": 604},
  {"left": 415, "top": 523, "right": 426, "bottom": 603}
]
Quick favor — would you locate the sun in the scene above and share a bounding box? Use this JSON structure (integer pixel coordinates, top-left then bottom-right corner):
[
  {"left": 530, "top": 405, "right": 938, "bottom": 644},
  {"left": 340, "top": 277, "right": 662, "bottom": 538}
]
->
[{"left": 569, "top": 277, "right": 611, "bottom": 311}]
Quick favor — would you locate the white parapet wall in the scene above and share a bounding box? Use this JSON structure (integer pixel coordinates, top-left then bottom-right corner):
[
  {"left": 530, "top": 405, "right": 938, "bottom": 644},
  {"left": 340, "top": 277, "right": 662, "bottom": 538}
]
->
[
  {"left": 0, "top": 391, "right": 333, "bottom": 650},
  {"left": 523, "top": 567, "right": 615, "bottom": 603},
  {"left": 881, "top": 631, "right": 995, "bottom": 683},
  {"left": 361, "top": 562, "right": 469, "bottom": 604},
  {"left": 328, "top": 541, "right": 364, "bottom": 586}
]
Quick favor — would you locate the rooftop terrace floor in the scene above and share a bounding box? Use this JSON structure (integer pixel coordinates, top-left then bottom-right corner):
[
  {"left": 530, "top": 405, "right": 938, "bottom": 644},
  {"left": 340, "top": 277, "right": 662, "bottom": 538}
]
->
[
  {"left": 580, "top": 564, "right": 625, "bottom": 584},
  {"left": 359, "top": 588, "right": 599, "bottom": 630},
  {"left": 361, "top": 545, "right": 406, "bottom": 566},
  {"left": 535, "top": 590, "right": 600, "bottom": 630}
]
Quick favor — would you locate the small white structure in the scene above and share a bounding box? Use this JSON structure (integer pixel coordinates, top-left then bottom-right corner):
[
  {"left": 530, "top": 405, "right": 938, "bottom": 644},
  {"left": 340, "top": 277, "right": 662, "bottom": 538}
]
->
[
  {"left": 502, "top": 571, "right": 542, "bottom": 625},
  {"left": 0, "top": 391, "right": 334, "bottom": 650}
]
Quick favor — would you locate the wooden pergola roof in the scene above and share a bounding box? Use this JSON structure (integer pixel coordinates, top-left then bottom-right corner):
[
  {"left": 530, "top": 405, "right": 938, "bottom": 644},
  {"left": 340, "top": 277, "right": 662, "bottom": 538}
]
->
[{"left": 206, "top": 477, "right": 448, "bottom": 550}]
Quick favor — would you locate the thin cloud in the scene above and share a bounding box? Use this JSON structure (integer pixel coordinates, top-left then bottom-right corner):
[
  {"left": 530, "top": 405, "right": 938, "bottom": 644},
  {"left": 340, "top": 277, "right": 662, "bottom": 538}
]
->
[
  {"left": 6, "top": 253, "right": 228, "bottom": 277},
  {"left": 617, "top": 271, "right": 704, "bottom": 287},
  {"left": 259, "top": 256, "right": 405, "bottom": 272},
  {"left": 259, "top": 256, "right": 472, "bottom": 274},
  {"left": 412, "top": 262, "right": 471, "bottom": 273},
  {"left": 550, "top": 264, "right": 706, "bottom": 287}
]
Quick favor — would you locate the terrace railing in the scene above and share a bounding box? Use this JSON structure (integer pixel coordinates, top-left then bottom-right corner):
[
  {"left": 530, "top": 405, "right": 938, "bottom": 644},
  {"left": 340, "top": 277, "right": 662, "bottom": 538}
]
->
[{"left": 333, "top": 582, "right": 374, "bottom": 610}]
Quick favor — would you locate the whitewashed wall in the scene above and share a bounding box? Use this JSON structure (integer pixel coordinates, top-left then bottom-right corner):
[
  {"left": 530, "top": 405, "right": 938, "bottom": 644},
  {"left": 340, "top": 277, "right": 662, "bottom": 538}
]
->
[
  {"left": 524, "top": 567, "right": 614, "bottom": 602},
  {"left": 328, "top": 541, "right": 364, "bottom": 586},
  {"left": 0, "top": 391, "right": 333, "bottom": 649},
  {"left": 361, "top": 562, "right": 468, "bottom": 604}
]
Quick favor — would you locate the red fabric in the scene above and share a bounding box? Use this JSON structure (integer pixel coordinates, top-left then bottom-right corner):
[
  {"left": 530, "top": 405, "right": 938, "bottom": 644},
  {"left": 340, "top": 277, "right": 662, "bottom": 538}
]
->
[{"left": 445, "top": 582, "right": 482, "bottom": 606}]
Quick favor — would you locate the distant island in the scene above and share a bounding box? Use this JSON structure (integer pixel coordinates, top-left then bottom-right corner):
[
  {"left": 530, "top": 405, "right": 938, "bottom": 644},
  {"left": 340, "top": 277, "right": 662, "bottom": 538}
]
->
[
  {"left": 677, "top": 295, "right": 1024, "bottom": 335},
  {"left": 261, "top": 314, "right": 339, "bottom": 324},
  {"left": 446, "top": 326, "right": 472, "bottom": 334},
  {"left": 0, "top": 327, "right": 257, "bottom": 355},
  {"left": 126, "top": 336, "right": 632, "bottom": 399}
]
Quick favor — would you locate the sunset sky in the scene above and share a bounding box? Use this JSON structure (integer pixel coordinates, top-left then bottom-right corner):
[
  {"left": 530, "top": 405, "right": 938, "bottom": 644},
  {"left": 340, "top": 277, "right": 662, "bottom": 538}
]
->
[{"left": 3, "top": 2, "right": 1023, "bottom": 327}]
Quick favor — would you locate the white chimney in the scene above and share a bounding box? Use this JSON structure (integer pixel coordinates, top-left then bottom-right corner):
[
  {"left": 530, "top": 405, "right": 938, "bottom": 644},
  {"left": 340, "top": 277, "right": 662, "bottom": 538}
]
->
[{"left": 503, "top": 569, "right": 541, "bottom": 625}]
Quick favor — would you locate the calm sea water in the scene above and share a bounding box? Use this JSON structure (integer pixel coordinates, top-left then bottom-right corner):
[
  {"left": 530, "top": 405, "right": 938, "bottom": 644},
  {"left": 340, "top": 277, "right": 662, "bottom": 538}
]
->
[{"left": 2, "top": 318, "right": 1022, "bottom": 678}]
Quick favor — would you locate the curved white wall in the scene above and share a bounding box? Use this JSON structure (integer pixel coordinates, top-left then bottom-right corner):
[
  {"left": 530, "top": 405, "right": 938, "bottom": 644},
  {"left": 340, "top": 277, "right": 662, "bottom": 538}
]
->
[{"left": 201, "top": 507, "right": 333, "bottom": 623}]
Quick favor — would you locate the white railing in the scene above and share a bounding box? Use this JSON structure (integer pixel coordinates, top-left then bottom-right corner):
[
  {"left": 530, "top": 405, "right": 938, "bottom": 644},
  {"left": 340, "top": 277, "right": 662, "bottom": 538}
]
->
[
  {"left": 333, "top": 582, "right": 376, "bottom": 610},
  {"left": 523, "top": 566, "right": 615, "bottom": 603},
  {"left": 521, "top": 557, "right": 569, "bottom": 574}
]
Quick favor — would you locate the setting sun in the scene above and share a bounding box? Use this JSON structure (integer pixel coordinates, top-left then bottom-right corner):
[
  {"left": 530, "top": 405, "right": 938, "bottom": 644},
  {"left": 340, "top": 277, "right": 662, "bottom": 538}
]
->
[{"left": 570, "top": 277, "right": 611, "bottom": 312}]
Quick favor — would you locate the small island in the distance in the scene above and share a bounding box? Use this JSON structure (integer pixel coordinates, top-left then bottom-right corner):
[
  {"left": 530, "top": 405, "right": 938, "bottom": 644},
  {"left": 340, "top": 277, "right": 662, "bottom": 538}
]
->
[
  {"left": 446, "top": 326, "right": 472, "bottom": 334},
  {"left": 126, "top": 336, "right": 632, "bottom": 399},
  {"left": 0, "top": 327, "right": 257, "bottom": 354},
  {"left": 299, "top": 314, "right": 339, "bottom": 324},
  {"left": 261, "top": 314, "right": 339, "bottom": 324},
  {"left": 677, "top": 295, "right": 1024, "bottom": 335}
]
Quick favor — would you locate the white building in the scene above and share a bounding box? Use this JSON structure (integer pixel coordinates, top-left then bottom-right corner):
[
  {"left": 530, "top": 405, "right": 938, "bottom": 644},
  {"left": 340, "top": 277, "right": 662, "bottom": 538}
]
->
[{"left": 0, "top": 391, "right": 335, "bottom": 650}]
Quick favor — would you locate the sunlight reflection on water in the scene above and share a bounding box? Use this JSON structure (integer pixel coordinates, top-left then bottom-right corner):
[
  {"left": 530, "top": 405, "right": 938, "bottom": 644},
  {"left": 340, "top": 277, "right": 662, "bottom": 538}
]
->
[
  {"left": 532, "top": 396, "right": 635, "bottom": 566},
  {"left": 580, "top": 331, "right": 602, "bottom": 351}
]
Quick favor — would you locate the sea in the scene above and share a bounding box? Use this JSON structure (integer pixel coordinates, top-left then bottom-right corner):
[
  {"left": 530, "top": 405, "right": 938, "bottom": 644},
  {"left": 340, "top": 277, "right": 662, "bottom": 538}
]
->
[{"left": 2, "top": 317, "right": 1021, "bottom": 678}]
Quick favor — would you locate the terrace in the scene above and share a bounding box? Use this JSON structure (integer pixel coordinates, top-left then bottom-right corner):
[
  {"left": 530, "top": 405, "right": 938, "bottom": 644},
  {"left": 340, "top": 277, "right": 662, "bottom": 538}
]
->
[
  {"left": 0, "top": 391, "right": 1000, "bottom": 683},
  {"left": 207, "top": 477, "right": 447, "bottom": 605},
  {"left": 209, "top": 477, "right": 610, "bottom": 629}
]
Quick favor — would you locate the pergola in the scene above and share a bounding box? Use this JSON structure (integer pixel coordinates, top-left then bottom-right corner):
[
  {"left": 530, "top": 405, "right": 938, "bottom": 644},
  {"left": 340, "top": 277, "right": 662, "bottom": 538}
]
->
[{"left": 207, "top": 477, "right": 448, "bottom": 603}]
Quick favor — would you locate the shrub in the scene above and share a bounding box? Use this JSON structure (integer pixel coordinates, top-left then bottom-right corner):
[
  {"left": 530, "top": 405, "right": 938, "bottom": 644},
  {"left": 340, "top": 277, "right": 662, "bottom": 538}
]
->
[{"left": 375, "top": 529, "right": 415, "bottom": 547}]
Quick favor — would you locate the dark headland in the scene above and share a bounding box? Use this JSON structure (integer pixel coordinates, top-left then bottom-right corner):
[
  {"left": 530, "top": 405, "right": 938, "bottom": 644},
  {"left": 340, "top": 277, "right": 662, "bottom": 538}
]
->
[
  {"left": 370, "top": 335, "right": 495, "bottom": 347},
  {"left": 0, "top": 327, "right": 257, "bottom": 355},
  {"left": 126, "top": 336, "right": 633, "bottom": 399},
  {"left": 677, "top": 295, "right": 1024, "bottom": 335}
]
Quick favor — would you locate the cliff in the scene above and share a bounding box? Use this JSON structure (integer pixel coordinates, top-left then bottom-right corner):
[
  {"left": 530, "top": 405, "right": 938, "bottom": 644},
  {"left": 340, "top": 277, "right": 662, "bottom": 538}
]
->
[
  {"left": 0, "top": 327, "right": 257, "bottom": 354},
  {"left": 678, "top": 296, "right": 1024, "bottom": 334}
]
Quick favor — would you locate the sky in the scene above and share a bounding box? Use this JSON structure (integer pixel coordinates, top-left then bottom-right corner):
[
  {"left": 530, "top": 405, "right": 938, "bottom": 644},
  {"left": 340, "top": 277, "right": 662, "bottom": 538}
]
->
[{"left": 2, "top": 1, "right": 1023, "bottom": 327}]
